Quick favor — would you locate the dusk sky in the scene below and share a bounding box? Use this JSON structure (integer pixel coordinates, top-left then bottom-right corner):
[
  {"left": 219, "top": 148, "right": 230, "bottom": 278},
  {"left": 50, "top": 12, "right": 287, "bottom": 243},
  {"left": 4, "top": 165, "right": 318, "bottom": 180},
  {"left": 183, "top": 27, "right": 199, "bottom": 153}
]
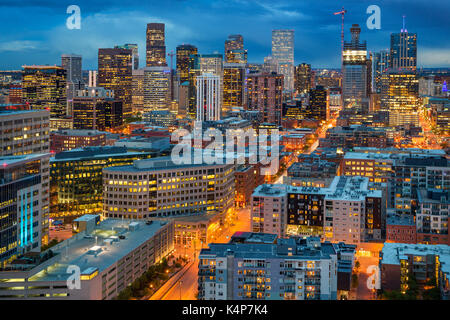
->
[{"left": 0, "top": 0, "right": 449, "bottom": 70}]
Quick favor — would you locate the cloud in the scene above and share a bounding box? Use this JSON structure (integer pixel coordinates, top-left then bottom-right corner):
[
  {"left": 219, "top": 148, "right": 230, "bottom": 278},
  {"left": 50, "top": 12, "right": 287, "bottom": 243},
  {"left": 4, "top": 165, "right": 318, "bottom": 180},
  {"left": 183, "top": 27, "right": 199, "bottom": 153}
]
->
[
  {"left": 255, "top": 1, "right": 307, "bottom": 20},
  {"left": 0, "top": 40, "right": 41, "bottom": 52},
  {"left": 419, "top": 48, "right": 450, "bottom": 67},
  {"left": 43, "top": 10, "right": 194, "bottom": 68}
]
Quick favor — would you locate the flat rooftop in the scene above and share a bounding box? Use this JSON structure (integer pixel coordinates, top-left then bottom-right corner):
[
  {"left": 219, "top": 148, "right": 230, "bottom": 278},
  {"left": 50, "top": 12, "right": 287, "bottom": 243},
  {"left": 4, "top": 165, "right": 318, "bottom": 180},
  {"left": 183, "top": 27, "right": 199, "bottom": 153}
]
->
[
  {"left": 52, "top": 146, "right": 151, "bottom": 162},
  {"left": 28, "top": 219, "right": 169, "bottom": 282},
  {"left": 381, "top": 243, "right": 450, "bottom": 276}
]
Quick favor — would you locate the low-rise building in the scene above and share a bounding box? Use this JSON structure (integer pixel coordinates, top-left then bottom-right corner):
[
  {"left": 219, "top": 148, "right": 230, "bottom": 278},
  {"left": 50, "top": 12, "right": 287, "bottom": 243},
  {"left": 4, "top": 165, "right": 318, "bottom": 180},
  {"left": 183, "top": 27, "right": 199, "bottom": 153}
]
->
[
  {"left": 380, "top": 242, "right": 450, "bottom": 299},
  {"left": 50, "top": 129, "right": 107, "bottom": 154},
  {"left": 386, "top": 212, "right": 417, "bottom": 244},
  {"left": 0, "top": 217, "right": 174, "bottom": 300}
]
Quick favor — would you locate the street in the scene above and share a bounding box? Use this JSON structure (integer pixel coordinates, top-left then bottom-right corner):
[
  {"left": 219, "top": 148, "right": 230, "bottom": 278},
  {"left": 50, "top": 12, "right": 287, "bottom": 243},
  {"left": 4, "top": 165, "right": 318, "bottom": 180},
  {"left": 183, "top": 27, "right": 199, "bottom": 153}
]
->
[{"left": 159, "top": 207, "right": 251, "bottom": 300}]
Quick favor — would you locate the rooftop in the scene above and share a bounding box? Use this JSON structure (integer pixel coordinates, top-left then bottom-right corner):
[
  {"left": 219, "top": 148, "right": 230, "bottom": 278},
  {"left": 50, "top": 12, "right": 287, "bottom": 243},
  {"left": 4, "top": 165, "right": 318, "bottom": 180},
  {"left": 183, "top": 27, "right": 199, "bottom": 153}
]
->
[
  {"left": 27, "top": 219, "right": 170, "bottom": 282},
  {"left": 381, "top": 243, "right": 450, "bottom": 276},
  {"left": 52, "top": 146, "right": 152, "bottom": 162}
]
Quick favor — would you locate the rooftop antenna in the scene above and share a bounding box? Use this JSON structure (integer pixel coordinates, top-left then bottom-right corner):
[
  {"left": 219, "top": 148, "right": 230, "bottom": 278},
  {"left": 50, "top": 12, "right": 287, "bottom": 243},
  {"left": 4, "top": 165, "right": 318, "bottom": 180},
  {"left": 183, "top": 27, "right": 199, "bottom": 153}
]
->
[{"left": 401, "top": 15, "right": 407, "bottom": 33}]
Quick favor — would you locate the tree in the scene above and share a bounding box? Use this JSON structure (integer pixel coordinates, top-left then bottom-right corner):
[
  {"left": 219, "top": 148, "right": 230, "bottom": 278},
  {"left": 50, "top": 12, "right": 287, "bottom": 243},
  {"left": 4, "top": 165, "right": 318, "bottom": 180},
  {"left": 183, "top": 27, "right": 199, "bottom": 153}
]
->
[
  {"left": 351, "top": 274, "right": 359, "bottom": 288},
  {"left": 355, "top": 261, "right": 360, "bottom": 271}
]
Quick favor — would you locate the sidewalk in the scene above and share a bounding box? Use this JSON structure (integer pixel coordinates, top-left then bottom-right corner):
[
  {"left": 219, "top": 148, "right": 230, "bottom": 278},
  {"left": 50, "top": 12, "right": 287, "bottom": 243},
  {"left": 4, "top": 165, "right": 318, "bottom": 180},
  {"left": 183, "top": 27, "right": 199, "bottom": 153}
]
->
[{"left": 146, "top": 259, "right": 195, "bottom": 300}]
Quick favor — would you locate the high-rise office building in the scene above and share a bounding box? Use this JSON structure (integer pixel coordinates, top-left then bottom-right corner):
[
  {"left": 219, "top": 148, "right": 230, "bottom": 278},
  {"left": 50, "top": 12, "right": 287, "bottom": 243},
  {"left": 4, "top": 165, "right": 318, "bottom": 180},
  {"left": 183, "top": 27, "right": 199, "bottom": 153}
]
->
[
  {"left": 196, "top": 73, "right": 221, "bottom": 121},
  {"left": 62, "top": 54, "right": 85, "bottom": 117},
  {"left": 132, "top": 68, "right": 144, "bottom": 114},
  {"left": 0, "top": 153, "right": 50, "bottom": 267},
  {"left": 103, "top": 157, "right": 235, "bottom": 219},
  {"left": 142, "top": 66, "right": 171, "bottom": 112},
  {"left": 246, "top": 72, "right": 283, "bottom": 125},
  {"left": 309, "top": 85, "right": 328, "bottom": 122},
  {"left": 224, "top": 34, "right": 247, "bottom": 64},
  {"left": 176, "top": 44, "right": 198, "bottom": 84},
  {"left": 50, "top": 146, "right": 153, "bottom": 220},
  {"left": 263, "top": 56, "right": 279, "bottom": 74},
  {"left": 0, "top": 109, "right": 50, "bottom": 156},
  {"left": 342, "top": 24, "right": 369, "bottom": 113},
  {"left": 272, "top": 29, "right": 294, "bottom": 91},
  {"left": 223, "top": 63, "right": 246, "bottom": 115},
  {"left": 146, "top": 23, "right": 167, "bottom": 67},
  {"left": 372, "top": 50, "right": 390, "bottom": 93},
  {"left": 381, "top": 70, "right": 419, "bottom": 126},
  {"left": 295, "top": 63, "right": 312, "bottom": 95},
  {"left": 98, "top": 48, "right": 133, "bottom": 118},
  {"left": 390, "top": 18, "right": 417, "bottom": 72},
  {"left": 22, "top": 66, "right": 67, "bottom": 118},
  {"left": 72, "top": 87, "right": 123, "bottom": 130},
  {"left": 115, "top": 44, "right": 139, "bottom": 70},
  {"left": 61, "top": 54, "right": 83, "bottom": 85}
]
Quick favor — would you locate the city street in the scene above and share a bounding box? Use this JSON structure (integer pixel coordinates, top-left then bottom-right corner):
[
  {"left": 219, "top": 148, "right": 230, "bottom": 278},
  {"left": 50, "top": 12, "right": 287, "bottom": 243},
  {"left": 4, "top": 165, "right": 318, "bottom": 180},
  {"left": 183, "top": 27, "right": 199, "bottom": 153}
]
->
[
  {"left": 49, "top": 224, "right": 73, "bottom": 242},
  {"left": 159, "top": 207, "right": 251, "bottom": 300}
]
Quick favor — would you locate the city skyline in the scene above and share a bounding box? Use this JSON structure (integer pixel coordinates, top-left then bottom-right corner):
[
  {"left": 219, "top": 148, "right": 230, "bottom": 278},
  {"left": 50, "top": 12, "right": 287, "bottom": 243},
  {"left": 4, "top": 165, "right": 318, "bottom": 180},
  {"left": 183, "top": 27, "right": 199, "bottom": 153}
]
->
[{"left": 0, "top": 0, "right": 449, "bottom": 70}]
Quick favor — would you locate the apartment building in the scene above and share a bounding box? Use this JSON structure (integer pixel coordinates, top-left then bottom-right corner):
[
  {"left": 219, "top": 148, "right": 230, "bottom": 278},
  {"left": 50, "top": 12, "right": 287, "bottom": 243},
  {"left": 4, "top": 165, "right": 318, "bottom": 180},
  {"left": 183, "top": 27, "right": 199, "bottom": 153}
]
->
[
  {"left": 251, "top": 184, "right": 288, "bottom": 238},
  {"left": 340, "top": 151, "right": 449, "bottom": 215},
  {"left": 0, "top": 217, "right": 173, "bottom": 300},
  {"left": 103, "top": 157, "right": 235, "bottom": 219},
  {"left": 416, "top": 190, "right": 450, "bottom": 245},
  {"left": 252, "top": 176, "right": 384, "bottom": 244},
  {"left": 198, "top": 232, "right": 356, "bottom": 300},
  {"left": 380, "top": 242, "right": 450, "bottom": 299}
]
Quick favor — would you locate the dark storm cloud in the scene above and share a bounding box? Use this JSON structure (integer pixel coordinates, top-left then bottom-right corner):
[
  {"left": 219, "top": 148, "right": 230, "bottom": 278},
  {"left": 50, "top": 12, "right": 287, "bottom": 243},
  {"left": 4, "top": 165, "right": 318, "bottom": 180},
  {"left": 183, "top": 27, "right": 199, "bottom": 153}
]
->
[{"left": 0, "top": 0, "right": 449, "bottom": 69}]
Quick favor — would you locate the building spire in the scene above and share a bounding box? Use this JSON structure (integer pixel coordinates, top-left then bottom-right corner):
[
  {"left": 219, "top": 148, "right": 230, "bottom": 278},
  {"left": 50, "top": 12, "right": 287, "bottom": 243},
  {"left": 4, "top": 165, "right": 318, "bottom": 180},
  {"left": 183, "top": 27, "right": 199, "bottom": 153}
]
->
[{"left": 401, "top": 15, "right": 407, "bottom": 33}]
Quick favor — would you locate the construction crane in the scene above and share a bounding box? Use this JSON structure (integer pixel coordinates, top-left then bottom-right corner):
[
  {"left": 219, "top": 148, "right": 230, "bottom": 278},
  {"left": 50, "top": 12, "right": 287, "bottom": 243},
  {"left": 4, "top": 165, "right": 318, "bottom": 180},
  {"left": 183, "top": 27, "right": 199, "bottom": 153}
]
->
[{"left": 334, "top": 7, "right": 347, "bottom": 60}]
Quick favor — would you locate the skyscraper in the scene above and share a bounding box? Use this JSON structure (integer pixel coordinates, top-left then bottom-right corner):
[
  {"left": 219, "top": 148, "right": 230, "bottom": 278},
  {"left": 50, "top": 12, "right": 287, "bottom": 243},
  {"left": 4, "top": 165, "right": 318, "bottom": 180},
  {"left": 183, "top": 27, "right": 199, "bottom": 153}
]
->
[
  {"left": 142, "top": 66, "right": 171, "bottom": 112},
  {"left": 295, "top": 63, "right": 312, "bottom": 95},
  {"left": 342, "top": 24, "right": 369, "bottom": 113},
  {"left": 224, "top": 34, "right": 247, "bottom": 64},
  {"left": 73, "top": 87, "right": 123, "bottom": 130},
  {"left": 196, "top": 73, "right": 221, "bottom": 121},
  {"left": 390, "top": 17, "right": 417, "bottom": 72},
  {"left": 98, "top": 48, "right": 133, "bottom": 117},
  {"left": 146, "top": 23, "right": 167, "bottom": 67},
  {"left": 223, "top": 63, "right": 246, "bottom": 115},
  {"left": 381, "top": 70, "right": 419, "bottom": 127},
  {"left": 115, "top": 44, "right": 139, "bottom": 70},
  {"left": 309, "top": 85, "right": 328, "bottom": 122},
  {"left": 132, "top": 68, "right": 145, "bottom": 113},
  {"left": 176, "top": 44, "right": 198, "bottom": 84},
  {"left": 61, "top": 54, "right": 84, "bottom": 115},
  {"left": 272, "top": 29, "right": 294, "bottom": 91},
  {"left": 372, "top": 50, "right": 390, "bottom": 93},
  {"left": 22, "top": 65, "right": 67, "bottom": 118}
]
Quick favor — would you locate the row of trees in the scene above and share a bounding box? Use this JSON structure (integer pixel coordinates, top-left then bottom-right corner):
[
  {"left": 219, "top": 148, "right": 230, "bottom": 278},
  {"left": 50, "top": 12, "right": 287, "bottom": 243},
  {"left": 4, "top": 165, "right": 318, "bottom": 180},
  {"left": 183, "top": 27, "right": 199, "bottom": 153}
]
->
[
  {"left": 117, "top": 256, "right": 187, "bottom": 300},
  {"left": 381, "top": 275, "right": 441, "bottom": 300}
]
